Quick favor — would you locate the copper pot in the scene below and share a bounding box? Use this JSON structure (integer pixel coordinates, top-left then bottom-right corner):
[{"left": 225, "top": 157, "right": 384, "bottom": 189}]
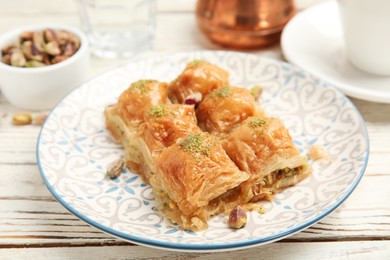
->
[{"left": 196, "top": 0, "right": 296, "bottom": 49}]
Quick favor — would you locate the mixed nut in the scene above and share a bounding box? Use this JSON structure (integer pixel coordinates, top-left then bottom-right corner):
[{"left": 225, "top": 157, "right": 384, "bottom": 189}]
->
[
  {"left": 11, "top": 112, "right": 47, "bottom": 126},
  {"left": 1, "top": 28, "right": 80, "bottom": 67},
  {"left": 228, "top": 205, "right": 247, "bottom": 229},
  {"left": 12, "top": 112, "right": 32, "bottom": 125},
  {"left": 106, "top": 158, "right": 125, "bottom": 179},
  {"left": 250, "top": 85, "right": 263, "bottom": 100}
]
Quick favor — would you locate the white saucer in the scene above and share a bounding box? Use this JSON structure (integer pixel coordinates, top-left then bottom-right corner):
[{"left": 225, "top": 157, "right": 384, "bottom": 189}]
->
[{"left": 281, "top": 0, "right": 390, "bottom": 103}]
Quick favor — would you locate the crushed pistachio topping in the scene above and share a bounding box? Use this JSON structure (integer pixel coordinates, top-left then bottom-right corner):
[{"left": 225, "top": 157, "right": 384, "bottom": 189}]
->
[
  {"left": 148, "top": 105, "right": 168, "bottom": 117},
  {"left": 179, "top": 133, "right": 214, "bottom": 157},
  {"left": 210, "top": 86, "right": 231, "bottom": 98},
  {"left": 248, "top": 117, "right": 267, "bottom": 128},
  {"left": 257, "top": 207, "right": 266, "bottom": 214},
  {"left": 187, "top": 59, "right": 205, "bottom": 67},
  {"left": 130, "top": 80, "right": 154, "bottom": 94},
  {"left": 243, "top": 203, "right": 266, "bottom": 215},
  {"left": 250, "top": 85, "right": 263, "bottom": 99}
]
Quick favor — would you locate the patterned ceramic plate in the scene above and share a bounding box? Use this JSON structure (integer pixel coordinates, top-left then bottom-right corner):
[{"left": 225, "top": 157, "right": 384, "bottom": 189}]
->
[{"left": 37, "top": 51, "right": 369, "bottom": 252}]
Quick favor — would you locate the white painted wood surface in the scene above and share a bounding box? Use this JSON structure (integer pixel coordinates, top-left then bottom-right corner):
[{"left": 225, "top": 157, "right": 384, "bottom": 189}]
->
[{"left": 0, "top": 0, "right": 389, "bottom": 259}]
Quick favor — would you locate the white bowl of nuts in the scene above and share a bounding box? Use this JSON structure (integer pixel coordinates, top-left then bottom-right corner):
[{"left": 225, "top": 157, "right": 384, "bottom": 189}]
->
[{"left": 0, "top": 24, "right": 89, "bottom": 110}]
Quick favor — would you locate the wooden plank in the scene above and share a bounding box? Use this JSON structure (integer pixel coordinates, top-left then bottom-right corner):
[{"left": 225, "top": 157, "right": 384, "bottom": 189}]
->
[
  {"left": 0, "top": 173, "right": 389, "bottom": 246},
  {"left": 1, "top": 241, "right": 389, "bottom": 259}
]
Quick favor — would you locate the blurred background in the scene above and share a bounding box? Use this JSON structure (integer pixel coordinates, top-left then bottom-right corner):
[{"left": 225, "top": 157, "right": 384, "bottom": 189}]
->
[{"left": 0, "top": 0, "right": 326, "bottom": 78}]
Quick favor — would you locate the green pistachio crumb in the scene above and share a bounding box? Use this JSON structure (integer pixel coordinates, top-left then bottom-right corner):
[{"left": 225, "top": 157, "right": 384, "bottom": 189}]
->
[
  {"left": 179, "top": 133, "right": 213, "bottom": 157},
  {"left": 149, "top": 105, "right": 168, "bottom": 117},
  {"left": 250, "top": 85, "right": 263, "bottom": 99},
  {"left": 248, "top": 117, "right": 267, "bottom": 128},
  {"left": 258, "top": 207, "right": 266, "bottom": 214},
  {"left": 130, "top": 80, "right": 155, "bottom": 94},
  {"left": 187, "top": 59, "right": 205, "bottom": 67},
  {"left": 210, "top": 86, "right": 231, "bottom": 98}
]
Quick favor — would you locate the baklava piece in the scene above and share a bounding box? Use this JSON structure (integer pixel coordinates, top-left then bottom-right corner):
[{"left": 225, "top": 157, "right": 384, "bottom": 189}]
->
[
  {"left": 151, "top": 132, "right": 251, "bottom": 230},
  {"left": 105, "top": 80, "right": 169, "bottom": 179},
  {"left": 168, "top": 60, "right": 229, "bottom": 104},
  {"left": 196, "top": 86, "right": 256, "bottom": 134},
  {"left": 222, "top": 116, "right": 312, "bottom": 201}
]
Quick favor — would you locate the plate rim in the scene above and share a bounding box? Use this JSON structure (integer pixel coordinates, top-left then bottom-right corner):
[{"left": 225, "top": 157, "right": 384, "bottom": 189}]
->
[
  {"left": 281, "top": 0, "right": 390, "bottom": 104},
  {"left": 36, "top": 50, "right": 370, "bottom": 252}
]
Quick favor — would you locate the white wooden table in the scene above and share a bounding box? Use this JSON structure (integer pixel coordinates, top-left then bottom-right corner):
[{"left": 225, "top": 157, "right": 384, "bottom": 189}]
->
[{"left": 0, "top": 0, "right": 389, "bottom": 259}]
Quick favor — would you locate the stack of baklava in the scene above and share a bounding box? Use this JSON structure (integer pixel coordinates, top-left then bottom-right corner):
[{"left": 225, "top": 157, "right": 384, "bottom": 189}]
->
[{"left": 105, "top": 60, "right": 312, "bottom": 231}]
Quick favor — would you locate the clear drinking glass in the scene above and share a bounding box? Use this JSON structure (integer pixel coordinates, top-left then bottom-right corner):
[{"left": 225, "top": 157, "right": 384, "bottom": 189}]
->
[{"left": 76, "top": 0, "right": 156, "bottom": 58}]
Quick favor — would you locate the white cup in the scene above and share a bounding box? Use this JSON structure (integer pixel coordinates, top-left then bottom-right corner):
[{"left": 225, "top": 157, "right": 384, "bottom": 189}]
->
[{"left": 337, "top": 0, "right": 390, "bottom": 76}]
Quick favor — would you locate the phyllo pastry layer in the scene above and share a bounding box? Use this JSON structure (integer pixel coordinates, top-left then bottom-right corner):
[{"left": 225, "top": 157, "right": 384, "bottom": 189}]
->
[
  {"left": 151, "top": 132, "right": 251, "bottom": 230},
  {"left": 105, "top": 80, "right": 169, "bottom": 181},
  {"left": 108, "top": 79, "right": 169, "bottom": 130},
  {"left": 137, "top": 104, "right": 201, "bottom": 180},
  {"left": 197, "top": 86, "right": 256, "bottom": 134},
  {"left": 168, "top": 60, "right": 229, "bottom": 104},
  {"left": 222, "top": 116, "right": 312, "bottom": 201}
]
